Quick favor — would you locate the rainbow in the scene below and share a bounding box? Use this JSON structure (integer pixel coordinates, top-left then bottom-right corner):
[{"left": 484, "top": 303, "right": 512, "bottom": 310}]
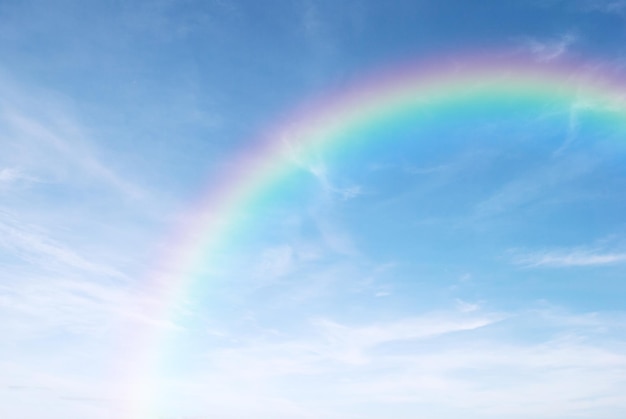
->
[{"left": 121, "top": 52, "right": 626, "bottom": 417}]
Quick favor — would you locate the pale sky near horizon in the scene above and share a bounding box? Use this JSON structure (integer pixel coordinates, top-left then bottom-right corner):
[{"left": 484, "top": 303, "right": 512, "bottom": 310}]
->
[{"left": 2, "top": 1, "right": 626, "bottom": 418}]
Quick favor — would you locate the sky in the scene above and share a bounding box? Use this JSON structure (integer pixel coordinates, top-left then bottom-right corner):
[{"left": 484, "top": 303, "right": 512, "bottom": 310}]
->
[{"left": 2, "top": 0, "right": 626, "bottom": 418}]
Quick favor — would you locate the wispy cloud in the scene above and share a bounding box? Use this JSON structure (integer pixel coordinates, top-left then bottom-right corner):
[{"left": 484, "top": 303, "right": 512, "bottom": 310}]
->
[
  {"left": 0, "top": 167, "right": 36, "bottom": 187},
  {"left": 0, "top": 360, "right": 122, "bottom": 419},
  {"left": 553, "top": 99, "right": 583, "bottom": 155},
  {"left": 577, "top": 0, "right": 626, "bottom": 15},
  {"left": 305, "top": 160, "right": 364, "bottom": 201},
  {"left": 513, "top": 246, "right": 626, "bottom": 267},
  {"left": 280, "top": 134, "right": 362, "bottom": 257},
  {"left": 281, "top": 130, "right": 364, "bottom": 202},
  {"left": 143, "top": 308, "right": 626, "bottom": 418},
  {"left": 0, "top": 209, "right": 126, "bottom": 279},
  {"left": 516, "top": 32, "right": 577, "bottom": 61},
  {"left": 403, "top": 163, "right": 453, "bottom": 175},
  {"left": 308, "top": 312, "right": 498, "bottom": 364},
  {"left": 191, "top": 310, "right": 500, "bottom": 382},
  {"left": 0, "top": 71, "right": 147, "bottom": 202},
  {"left": 302, "top": 0, "right": 325, "bottom": 43},
  {"left": 0, "top": 270, "right": 173, "bottom": 338},
  {"left": 254, "top": 245, "right": 296, "bottom": 280},
  {"left": 475, "top": 154, "right": 597, "bottom": 218},
  {"left": 2, "top": 109, "right": 143, "bottom": 199},
  {"left": 300, "top": 0, "right": 336, "bottom": 62}
]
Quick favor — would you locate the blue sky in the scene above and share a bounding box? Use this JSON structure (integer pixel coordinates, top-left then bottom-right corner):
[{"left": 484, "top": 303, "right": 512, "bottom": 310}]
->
[{"left": 3, "top": 1, "right": 626, "bottom": 418}]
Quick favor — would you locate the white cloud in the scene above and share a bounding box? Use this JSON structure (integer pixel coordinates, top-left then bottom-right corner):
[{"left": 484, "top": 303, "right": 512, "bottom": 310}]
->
[
  {"left": 337, "top": 339, "right": 626, "bottom": 417},
  {"left": 313, "top": 214, "right": 358, "bottom": 256},
  {"left": 255, "top": 245, "right": 295, "bottom": 279},
  {"left": 0, "top": 270, "right": 173, "bottom": 339},
  {"left": 0, "top": 72, "right": 146, "bottom": 201},
  {"left": 0, "top": 167, "right": 34, "bottom": 186},
  {"left": 130, "top": 308, "right": 626, "bottom": 418},
  {"left": 302, "top": 0, "right": 324, "bottom": 42},
  {"left": 455, "top": 299, "right": 481, "bottom": 312},
  {"left": 513, "top": 247, "right": 626, "bottom": 267},
  {"left": 304, "top": 160, "right": 364, "bottom": 201},
  {"left": 475, "top": 153, "right": 596, "bottom": 218},
  {"left": 517, "top": 33, "right": 577, "bottom": 61},
  {"left": 308, "top": 312, "right": 498, "bottom": 364},
  {"left": 281, "top": 130, "right": 364, "bottom": 202},
  {"left": 577, "top": 0, "right": 626, "bottom": 14},
  {"left": 203, "top": 310, "right": 498, "bottom": 378},
  {"left": 0, "top": 209, "right": 126, "bottom": 278},
  {"left": 2, "top": 110, "right": 142, "bottom": 199},
  {"left": 337, "top": 184, "right": 363, "bottom": 200},
  {"left": 0, "top": 72, "right": 181, "bottom": 419},
  {"left": 0, "top": 363, "right": 121, "bottom": 419},
  {"left": 300, "top": 0, "right": 336, "bottom": 69},
  {"left": 404, "top": 163, "right": 452, "bottom": 175}
]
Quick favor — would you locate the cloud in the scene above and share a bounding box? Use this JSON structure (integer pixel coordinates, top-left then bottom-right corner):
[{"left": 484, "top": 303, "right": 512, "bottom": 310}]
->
[
  {"left": 300, "top": 0, "right": 336, "bottom": 60},
  {"left": 516, "top": 33, "right": 577, "bottom": 61},
  {"left": 576, "top": 0, "right": 626, "bottom": 14},
  {"left": 278, "top": 134, "right": 362, "bottom": 257},
  {"left": 474, "top": 153, "right": 596, "bottom": 218},
  {"left": 0, "top": 271, "right": 171, "bottom": 338},
  {"left": 139, "top": 308, "right": 626, "bottom": 418},
  {"left": 302, "top": 0, "right": 325, "bottom": 42},
  {"left": 147, "top": 309, "right": 500, "bottom": 417},
  {"left": 0, "top": 360, "right": 121, "bottom": 419},
  {"left": 305, "top": 160, "right": 364, "bottom": 201},
  {"left": 255, "top": 245, "right": 296, "bottom": 280},
  {"left": 456, "top": 299, "right": 481, "bottom": 312},
  {"left": 513, "top": 247, "right": 626, "bottom": 267},
  {"left": 312, "top": 214, "right": 359, "bottom": 256},
  {"left": 0, "top": 72, "right": 145, "bottom": 201},
  {"left": 0, "top": 209, "right": 126, "bottom": 279},
  {"left": 0, "top": 71, "right": 180, "bottom": 419},
  {"left": 0, "top": 207, "right": 174, "bottom": 340},
  {"left": 281, "top": 130, "right": 364, "bottom": 202},
  {"left": 0, "top": 167, "right": 35, "bottom": 187},
  {"left": 404, "top": 163, "right": 453, "bottom": 175},
  {"left": 308, "top": 312, "right": 498, "bottom": 365},
  {"left": 552, "top": 99, "right": 584, "bottom": 155},
  {"left": 2, "top": 109, "right": 142, "bottom": 199},
  {"left": 337, "top": 338, "right": 626, "bottom": 416},
  {"left": 204, "top": 310, "right": 499, "bottom": 378}
]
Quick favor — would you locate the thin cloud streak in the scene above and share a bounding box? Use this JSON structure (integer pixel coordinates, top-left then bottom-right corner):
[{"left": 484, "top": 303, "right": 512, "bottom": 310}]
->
[
  {"left": 145, "top": 308, "right": 626, "bottom": 418},
  {"left": 514, "top": 248, "right": 626, "bottom": 267},
  {"left": 0, "top": 209, "right": 127, "bottom": 279},
  {"left": 0, "top": 72, "right": 147, "bottom": 201},
  {"left": 516, "top": 33, "right": 577, "bottom": 61},
  {"left": 3, "top": 110, "right": 143, "bottom": 200}
]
